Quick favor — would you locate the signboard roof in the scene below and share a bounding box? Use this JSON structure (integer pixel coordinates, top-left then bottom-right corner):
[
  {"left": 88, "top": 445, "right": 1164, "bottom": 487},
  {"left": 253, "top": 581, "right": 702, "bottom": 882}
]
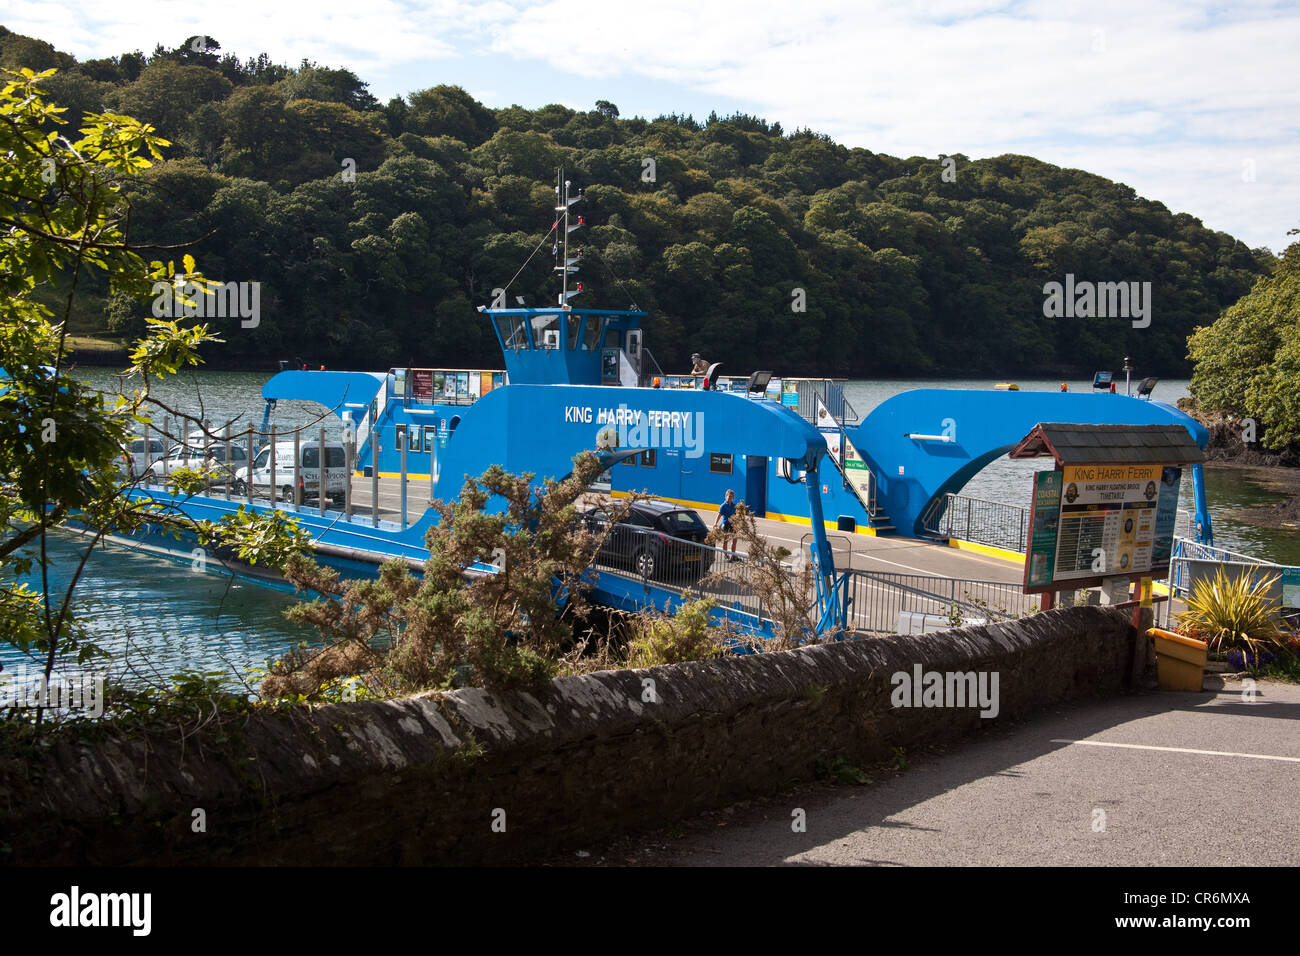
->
[{"left": 1009, "top": 423, "right": 1204, "bottom": 466}]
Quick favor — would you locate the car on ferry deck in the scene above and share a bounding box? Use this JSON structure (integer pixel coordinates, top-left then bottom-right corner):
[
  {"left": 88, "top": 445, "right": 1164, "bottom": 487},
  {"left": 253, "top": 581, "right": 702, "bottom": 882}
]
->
[
  {"left": 582, "top": 499, "right": 715, "bottom": 583},
  {"left": 144, "top": 442, "right": 249, "bottom": 488}
]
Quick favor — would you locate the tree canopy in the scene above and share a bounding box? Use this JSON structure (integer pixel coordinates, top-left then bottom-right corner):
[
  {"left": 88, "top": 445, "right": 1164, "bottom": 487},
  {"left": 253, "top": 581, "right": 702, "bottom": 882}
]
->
[
  {"left": 1188, "top": 230, "right": 1300, "bottom": 452},
  {"left": 0, "top": 27, "right": 1272, "bottom": 379}
]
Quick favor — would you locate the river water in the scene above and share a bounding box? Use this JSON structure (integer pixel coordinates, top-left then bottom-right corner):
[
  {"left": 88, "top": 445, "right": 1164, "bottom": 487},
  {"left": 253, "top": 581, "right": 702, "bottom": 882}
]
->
[{"left": 4, "top": 368, "right": 1292, "bottom": 694}]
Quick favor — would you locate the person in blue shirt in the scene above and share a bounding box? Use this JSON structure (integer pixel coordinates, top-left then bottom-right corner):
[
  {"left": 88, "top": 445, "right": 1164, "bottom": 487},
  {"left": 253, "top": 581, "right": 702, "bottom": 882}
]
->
[{"left": 714, "top": 489, "right": 739, "bottom": 561}]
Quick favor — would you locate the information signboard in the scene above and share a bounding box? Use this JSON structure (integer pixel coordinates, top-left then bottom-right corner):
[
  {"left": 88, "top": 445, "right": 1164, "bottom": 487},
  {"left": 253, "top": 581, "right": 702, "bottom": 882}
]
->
[
  {"left": 412, "top": 369, "right": 434, "bottom": 402},
  {"left": 1025, "top": 463, "right": 1182, "bottom": 593}
]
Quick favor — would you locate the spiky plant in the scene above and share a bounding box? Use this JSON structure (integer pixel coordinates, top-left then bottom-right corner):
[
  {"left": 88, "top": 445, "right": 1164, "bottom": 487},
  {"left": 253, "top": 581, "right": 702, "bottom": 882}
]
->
[{"left": 1178, "top": 567, "right": 1282, "bottom": 666}]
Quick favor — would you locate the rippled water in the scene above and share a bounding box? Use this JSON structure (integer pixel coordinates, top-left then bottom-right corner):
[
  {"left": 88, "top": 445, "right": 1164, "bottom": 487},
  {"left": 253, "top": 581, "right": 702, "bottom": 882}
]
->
[
  {"left": 1, "top": 530, "right": 313, "bottom": 692},
  {"left": 10, "top": 367, "right": 1287, "bottom": 691}
]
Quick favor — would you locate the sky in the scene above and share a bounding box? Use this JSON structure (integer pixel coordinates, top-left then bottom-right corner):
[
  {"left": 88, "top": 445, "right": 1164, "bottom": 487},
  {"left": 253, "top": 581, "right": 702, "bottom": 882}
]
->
[{"left": 5, "top": 0, "right": 1298, "bottom": 252}]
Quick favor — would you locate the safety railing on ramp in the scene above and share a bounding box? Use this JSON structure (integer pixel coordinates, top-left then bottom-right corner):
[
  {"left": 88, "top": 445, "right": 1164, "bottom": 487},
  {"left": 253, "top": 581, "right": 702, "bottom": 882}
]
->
[
  {"left": 1168, "top": 537, "right": 1297, "bottom": 621},
  {"left": 794, "top": 379, "right": 860, "bottom": 426},
  {"left": 921, "top": 492, "right": 1030, "bottom": 553},
  {"left": 844, "top": 568, "right": 1042, "bottom": 636}
]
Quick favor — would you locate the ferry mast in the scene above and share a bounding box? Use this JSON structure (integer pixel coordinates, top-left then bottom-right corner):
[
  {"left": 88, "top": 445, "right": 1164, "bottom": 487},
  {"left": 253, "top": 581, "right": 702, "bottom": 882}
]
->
[{"left": 554, "top": 169, "right": 584, "bottom": 308}]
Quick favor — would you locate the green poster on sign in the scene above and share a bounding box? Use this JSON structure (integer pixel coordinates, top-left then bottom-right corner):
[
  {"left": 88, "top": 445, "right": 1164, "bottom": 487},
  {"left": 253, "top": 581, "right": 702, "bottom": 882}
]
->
[{"left": 1026, "top": 470, "right": 1063, "bottom": 589}]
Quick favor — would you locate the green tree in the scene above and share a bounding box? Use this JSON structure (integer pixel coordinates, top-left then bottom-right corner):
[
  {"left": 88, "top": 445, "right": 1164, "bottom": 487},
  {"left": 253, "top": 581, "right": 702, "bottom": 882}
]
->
[
  {"left": 265, "top": 452, "right": 626, "bottom": 698},
  {"left": 1188, "top": 233, "right": 1300, "bottom": 450},
  {"left": 405, "top": 84, "right": 497, "bottom": 146},
  {"left": 0, "top": 69, "right": 300, "bottom": 715}
]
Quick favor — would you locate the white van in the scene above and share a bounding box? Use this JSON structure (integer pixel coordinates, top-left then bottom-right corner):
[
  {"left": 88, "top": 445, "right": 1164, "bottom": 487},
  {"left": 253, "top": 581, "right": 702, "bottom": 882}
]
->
[
  {"left": 146, "top": 441, "right": 249, "bottom": 487},
  {"left": 119, "top": 436, "right": 166, "bottom": 478},
  {"left": 233, "top": 440, "right": 348, "bottom": 505}
]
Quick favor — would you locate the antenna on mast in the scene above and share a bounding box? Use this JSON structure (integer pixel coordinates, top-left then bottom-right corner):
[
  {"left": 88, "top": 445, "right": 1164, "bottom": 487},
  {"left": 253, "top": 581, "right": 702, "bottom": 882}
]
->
[{"left": 554, "top": 168, "right": 584, "bottom": 308}]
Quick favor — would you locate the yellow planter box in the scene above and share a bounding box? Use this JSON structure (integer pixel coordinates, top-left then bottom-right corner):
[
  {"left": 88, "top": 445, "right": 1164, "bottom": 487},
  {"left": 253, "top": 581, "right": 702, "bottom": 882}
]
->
[{"left": 1149, "top": 628, "right": 1208, "bottom": 692}]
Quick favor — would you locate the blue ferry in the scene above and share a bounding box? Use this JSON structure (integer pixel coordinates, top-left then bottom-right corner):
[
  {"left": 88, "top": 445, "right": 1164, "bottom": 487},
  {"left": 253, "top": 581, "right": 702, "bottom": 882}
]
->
[
  {"left": 117, "top": 170, "right": 1216, "bottom": 633},
  {"left": 254, "top": 170, "right": 1214, "bottom": 547}
]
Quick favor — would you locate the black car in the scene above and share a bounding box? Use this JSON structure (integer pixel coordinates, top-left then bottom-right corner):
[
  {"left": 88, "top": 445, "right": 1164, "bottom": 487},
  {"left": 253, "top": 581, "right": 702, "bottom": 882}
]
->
[{"left": 582, "top": 500, "right": 715, "bottom": 583}]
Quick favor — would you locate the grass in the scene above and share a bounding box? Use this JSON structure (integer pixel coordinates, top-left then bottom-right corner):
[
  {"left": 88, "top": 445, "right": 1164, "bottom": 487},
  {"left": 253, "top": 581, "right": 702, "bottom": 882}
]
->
[{"left": 65, "top": 335, "right": 126, "bottom": 354}]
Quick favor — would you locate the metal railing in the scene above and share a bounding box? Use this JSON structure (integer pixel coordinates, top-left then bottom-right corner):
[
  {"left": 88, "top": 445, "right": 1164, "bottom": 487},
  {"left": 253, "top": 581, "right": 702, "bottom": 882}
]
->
[
  {"left": 584, "top": 520, "right": 770, "bottom": 622},
  {"left": 844, "top": 568, "right": 1041, "bottom": 636},
  {"left": 1167, "top": 535, "right": 1295, "bottom": 608},
  {"left": 129, "top": 416, "right": 395, "bottom": 524},
  {"left": 638, "top": 348, "right": 666, "bottom": 388},
  {"left": 921, "top": 492, "right": 1030, "bottom": 553},
  {"left": 793, "top": 378, "right": 859, "bottom": 425}
]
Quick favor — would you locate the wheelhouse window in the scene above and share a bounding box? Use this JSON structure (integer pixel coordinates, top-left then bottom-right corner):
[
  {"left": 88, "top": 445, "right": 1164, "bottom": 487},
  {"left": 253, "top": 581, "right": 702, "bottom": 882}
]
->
[
  {"left": 532, "top": 313, "right": 561, "bottom": 349},
  {"left": 583, "top": 316, "right": 605, "bottom": 352},
  {"left": 494, "top": 314, "right": 531, "bottom": 350},
  {"left": 567, "top": 313, "right": 584, "bottom": 350},
  {"left": 640, "top": 449, "right": 657, "bottom": 467}
]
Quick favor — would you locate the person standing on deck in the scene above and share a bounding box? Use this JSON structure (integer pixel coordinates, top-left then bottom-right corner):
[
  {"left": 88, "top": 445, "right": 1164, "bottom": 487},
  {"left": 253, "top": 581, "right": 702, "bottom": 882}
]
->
[
  {"left": 715, "top": 489, "right": 739, "bottom": 561},
  {"left": 691, "top": 353, "right": 709, "bottom": 376}
]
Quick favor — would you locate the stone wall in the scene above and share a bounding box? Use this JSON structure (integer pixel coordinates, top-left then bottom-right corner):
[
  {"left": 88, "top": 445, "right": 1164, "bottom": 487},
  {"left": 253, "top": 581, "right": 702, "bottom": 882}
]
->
[{"left": 0, "top": 605, "right": 1138, "bottom": 865}]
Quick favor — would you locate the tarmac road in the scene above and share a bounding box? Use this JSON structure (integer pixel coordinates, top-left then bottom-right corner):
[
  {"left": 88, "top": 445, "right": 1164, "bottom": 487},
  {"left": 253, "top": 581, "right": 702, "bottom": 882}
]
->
[{"left": 573, "top": 677, "right": 1300, "bottom": 867}]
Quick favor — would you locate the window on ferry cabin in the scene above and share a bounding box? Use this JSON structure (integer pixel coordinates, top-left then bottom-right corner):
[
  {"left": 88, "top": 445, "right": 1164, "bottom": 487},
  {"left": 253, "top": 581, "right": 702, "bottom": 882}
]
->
[
  {"left": 709, "top": 453, "right": 733, "bottom": 474},
  {"left": 533, "top": 313, "right": 560, "bottom": 349},
  {"left": 494, "top": 314, "right": 530, "bottom": 350},
  {"left": 583, "top": 316, "right": 604, "bottom": 351}
]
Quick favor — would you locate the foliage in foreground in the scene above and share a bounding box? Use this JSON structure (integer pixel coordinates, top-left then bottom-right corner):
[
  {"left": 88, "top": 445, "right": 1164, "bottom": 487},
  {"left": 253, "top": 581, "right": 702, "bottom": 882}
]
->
[
  {"left": 704, "top": 503, "right": 833, "bottom": 651},
  {"left": 263, "top": 451, "right": 633, "bottom": 698},
  {"left": 1177, "top": 566, "right": 1288, "bottom": 667},
  {"left": 625, "top": 599, "right": 729, "bottom": 668},
  {"left": 0, "top": 69, "right": 308, "bottom": 730}
]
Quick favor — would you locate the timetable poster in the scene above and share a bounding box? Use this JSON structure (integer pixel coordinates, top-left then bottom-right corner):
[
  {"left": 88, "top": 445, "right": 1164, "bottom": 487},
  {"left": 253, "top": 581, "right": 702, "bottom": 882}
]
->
[{"left": 1054, "top": 464, "right": 1162, "bottom": 581}]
